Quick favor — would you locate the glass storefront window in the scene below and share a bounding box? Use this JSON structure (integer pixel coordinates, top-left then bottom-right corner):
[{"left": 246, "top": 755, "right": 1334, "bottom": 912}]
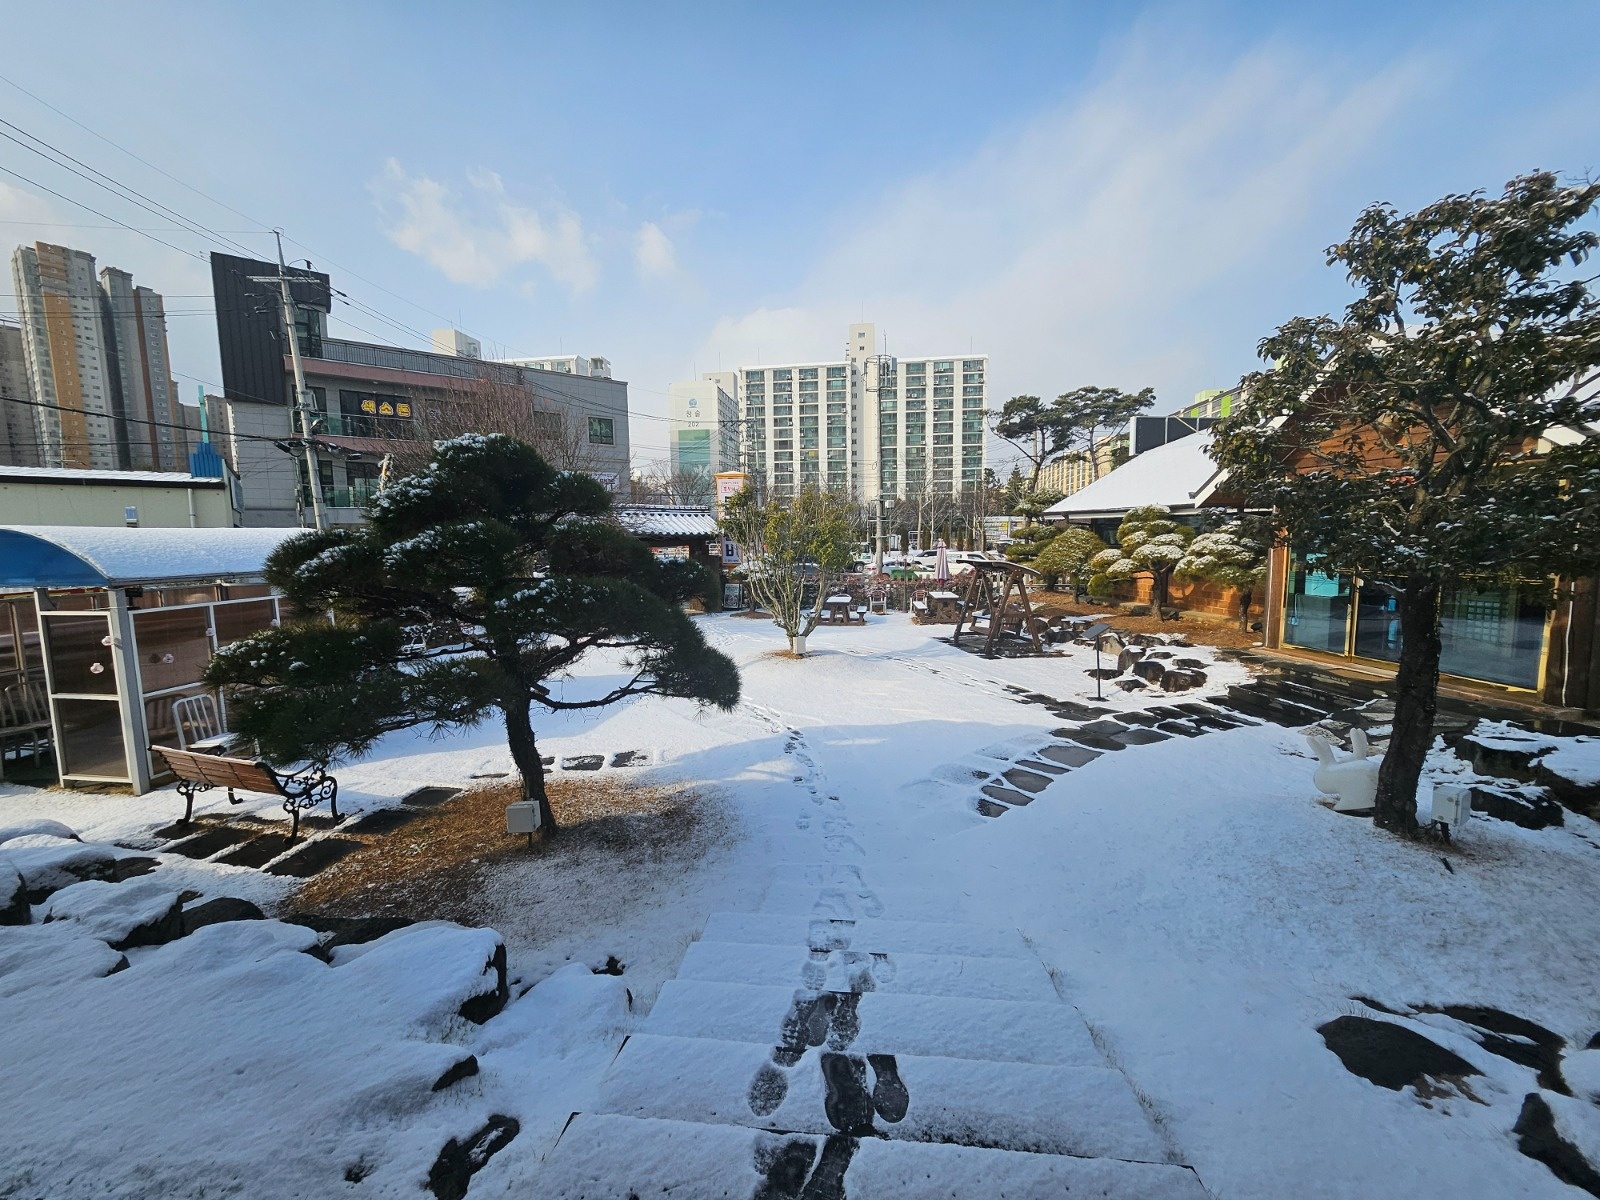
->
[{"left": 1284, "top": 554, "right": 1351, "bottom": 653}]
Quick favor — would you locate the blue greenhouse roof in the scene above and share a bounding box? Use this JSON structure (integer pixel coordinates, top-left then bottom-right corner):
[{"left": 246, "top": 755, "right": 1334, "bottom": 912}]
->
[{"left": 0, "top": 525, "right": 301, "bottom": 589}]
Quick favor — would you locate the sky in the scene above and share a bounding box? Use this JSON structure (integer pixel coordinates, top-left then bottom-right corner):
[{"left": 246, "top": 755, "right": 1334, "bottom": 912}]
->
[{"left": 1, "top": 1, "right": 1597, "bottom": 475}]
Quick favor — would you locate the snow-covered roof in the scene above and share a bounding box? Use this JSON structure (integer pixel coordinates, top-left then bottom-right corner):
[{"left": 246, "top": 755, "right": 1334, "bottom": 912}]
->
[
  {"left": 615, "top": 506, "right": 719, "bottom": 539},
  {"left": 0, "top": 525, "right": 300, "bottom": 589},
  {"left": 1044, "top": 431, "right": 1225, "bottom": 520},
  {"left": 0, "top": 465, "right": 223, "bottom": 485}
]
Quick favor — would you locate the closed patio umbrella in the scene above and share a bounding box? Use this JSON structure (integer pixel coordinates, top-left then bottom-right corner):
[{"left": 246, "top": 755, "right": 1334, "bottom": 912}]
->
[{"left": 933, "top": 539, "right": 950, "bottom": 585}]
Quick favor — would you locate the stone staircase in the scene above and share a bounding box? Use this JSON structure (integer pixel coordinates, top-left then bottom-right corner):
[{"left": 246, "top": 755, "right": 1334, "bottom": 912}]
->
[{"left": 535, "top": 863, "right": 1211, "bottom": 1198}]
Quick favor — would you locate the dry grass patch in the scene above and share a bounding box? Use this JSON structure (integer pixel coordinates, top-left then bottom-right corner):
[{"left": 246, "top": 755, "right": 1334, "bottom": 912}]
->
[
  {"left": 290, "top": 775, "right": 719, "bottom": 927},
  {"left": 1027, "top": 594, "right": 1261, "bottom": 652}
]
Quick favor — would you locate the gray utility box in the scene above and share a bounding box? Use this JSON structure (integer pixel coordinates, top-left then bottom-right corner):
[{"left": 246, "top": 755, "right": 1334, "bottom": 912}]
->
[{"left": 506, "top": 801, "right": 541, "bottom": 834}]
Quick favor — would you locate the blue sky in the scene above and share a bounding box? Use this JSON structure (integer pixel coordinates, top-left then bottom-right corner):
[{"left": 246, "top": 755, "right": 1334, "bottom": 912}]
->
[{"left": 2, "top": 1, "right": 1598, "bottom": 472}]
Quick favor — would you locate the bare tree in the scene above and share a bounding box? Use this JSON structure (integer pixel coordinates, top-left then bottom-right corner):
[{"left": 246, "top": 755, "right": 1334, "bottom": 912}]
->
[{"left": 631, "top": 457, "right": 713, "bottom": 505}]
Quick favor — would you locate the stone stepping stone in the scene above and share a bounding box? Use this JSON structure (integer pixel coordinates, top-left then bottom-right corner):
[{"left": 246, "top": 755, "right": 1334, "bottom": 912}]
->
[
  {"left": 1076, "top": 719, "right": 1130, "bottom": 738},
  {"left": 1038, "top": 743, "right": 1101, "bottom": 768},
  {"left": 402, "top": 786, "right": 461, "bottom": 807},
  {"left": 982, "top": 784, "right": 1035, "bottom": 807},
  {"left": 561, "top": 754, "right": 605, "bottom": 771},
  {"left": 165, "top": 826, "right": 257, "bottom": 860},
  {"left": 1111, "top": 728, "right": 1171, "bottom": 747},
  {"left": 976, "top": 799, "right": 1010, "bottom": 818},
  {"left": 1001, "top": 768, "right": 1053, "bottom": 793},
  {"left": 1156, "top": 721, "right": 1206, "bottom": 738},
  {"left": 215, "top": 834, "right": 294, "bottom": 869},
  {"left": 698, "top": 913, "right": 1036, "bottom": 961},
  {"left": 1015, "top": 758, "right": 1067, "bottom": 775},
  {"left": 610, "top": 750, "right": 650, "bottom": 768},
  {"left": 347, "top": 807, "right": 425, "bottom": 835},
  {"left": 265, "top": 837, "right": 363, "bottom": 878},
  {"left": 1111, "top": 711, "right": 1164, "bottom": 727},
  {"left": 1060, "top": 731, "right": 1126, "bottom": 752}
]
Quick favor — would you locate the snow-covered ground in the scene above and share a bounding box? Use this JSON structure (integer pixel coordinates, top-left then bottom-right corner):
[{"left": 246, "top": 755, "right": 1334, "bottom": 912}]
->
[{"left": 3, "top": 611, "right": 1598, "bottom": 1198}]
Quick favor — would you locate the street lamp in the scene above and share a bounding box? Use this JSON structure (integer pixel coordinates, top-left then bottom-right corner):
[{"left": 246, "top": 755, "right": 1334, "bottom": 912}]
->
[{"left": 873, "top": 495, "right": 896, "bottom": 575}]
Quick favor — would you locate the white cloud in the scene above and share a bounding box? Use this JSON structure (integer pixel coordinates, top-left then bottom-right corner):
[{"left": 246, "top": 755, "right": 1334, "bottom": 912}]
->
[
  {"left": 694, "top": 32, "right": 1437, "bottom": 425},
  {"left": 634, "top": 221, "right": 676, "bottom": 278},
  {"left": 371, "top": 160, "right": 597, "bottom": 291}
]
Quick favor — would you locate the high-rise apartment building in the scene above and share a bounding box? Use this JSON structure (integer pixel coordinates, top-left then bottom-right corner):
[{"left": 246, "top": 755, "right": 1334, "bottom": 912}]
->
[
  {"left": 8, "top": 242, "right": 181, "bottom": 471},
  {"left": 501, "top": 353, "right": 612, "bottom": 379},
  {"left": 667, "top": 375, "right": 740, "bottom": 487},
  {"left": 735, "top": 322, "right": 986, "bottom": 499},
  {"left": 11, "top": 243, "right": 120, "bottom": 469},
  {"left": 98, "top": 267, "right": 183, "bottom": 471},
  {"left": 0, "top": 321, "right": 38, "bottom": 467}
]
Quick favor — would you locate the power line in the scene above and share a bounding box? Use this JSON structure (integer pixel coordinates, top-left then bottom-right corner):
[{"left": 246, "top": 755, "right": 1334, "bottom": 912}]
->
[
  {"left": 0, "top": 118, "right": 263, "bottom": 261},
  {"left": 0, "top": 162, "right": 206, "bottom": 262}
]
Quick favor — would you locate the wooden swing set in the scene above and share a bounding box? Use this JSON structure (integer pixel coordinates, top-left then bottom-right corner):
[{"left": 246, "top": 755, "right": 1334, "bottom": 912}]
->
[{"left": 951, "top": 560, "right": 1045, "bottom": 658}]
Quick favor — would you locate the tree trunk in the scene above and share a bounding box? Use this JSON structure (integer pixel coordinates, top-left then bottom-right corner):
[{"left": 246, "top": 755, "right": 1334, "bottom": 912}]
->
[
  {"left": 502, "top": 696, "right": 555, "bottom": 831},
  {"left": 1152, "top": 569, "right": 1170, "bottom": 617},
  {"left": 1373, "top": 575, "right": 1441, "bottom": 837},
  {"left": 1238, "top": 588, "right": 1253, "bottom": 633}
]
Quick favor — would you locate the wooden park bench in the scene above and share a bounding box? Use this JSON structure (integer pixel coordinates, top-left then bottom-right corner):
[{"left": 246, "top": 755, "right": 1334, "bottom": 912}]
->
[{"left": 150, "top": 745, "right": 339, "bottom": 840}]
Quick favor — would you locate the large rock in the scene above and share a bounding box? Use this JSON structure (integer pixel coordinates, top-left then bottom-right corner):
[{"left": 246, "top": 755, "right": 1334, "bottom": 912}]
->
[
  {"left": 281, "top": 912, "right": 416, "bottom": 951},
  {"left": 41, "top": 878, "right": 185, "bottom": 951},
  {"left": 1317, "top": 1015, "right": 1481, "bottom": 1091},
  {"left": 1454, "top": 732, "right": 1547, "bottom": 782},
  {"left": 1131, "top": 660, "right": 1167, "bottom": 685},
  {"left": 1534, "top": 745, "right": 1600, "bottom": 817},
  {"left": 1161, "top": 668, "right": 1207, "bottom": 693},
  {"left": 3, "top": 835, "right": 120, "bottom": 902},
  {"left": 458, "top": 942, "right": 509, "bottom": 1024},
  {"left": 0, "top": 860, "right": 28, "bottom": 926},
  {"left": 1514, "top": 1093, "right": 1600, "bottom": 1197},
  {"left": 427, "top": 1114, "right": 520, "bottom": 1200},
  {"left": 1116, "top": 646, "right": 1145, "bottom": 674},
  {"left": 1469, "top": 785, "right": 1564, "bottom": 830},
  {"left": 180, "top": 896, "right": 265, "bottom": 936},
  {"left": 0, "top": 819, "right": 80, "bottom": 846}
]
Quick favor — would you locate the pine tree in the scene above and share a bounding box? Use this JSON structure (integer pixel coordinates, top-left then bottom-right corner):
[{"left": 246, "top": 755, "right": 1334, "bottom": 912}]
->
[
  {"left": 1176, "top": 521, "right": 1268, "bottom": 631},
  {"left": 1214, "top": 172, "right": 1600, "bottom": 836},
  {"left": 1034, "top": 527, "right": 1107, "bottom": 594},
  {"left": 1089, "top": 505, "right": 1195, "bottom": 617},
  {"left": 206, "top": 434, "right": 740, "bottom": 831}
]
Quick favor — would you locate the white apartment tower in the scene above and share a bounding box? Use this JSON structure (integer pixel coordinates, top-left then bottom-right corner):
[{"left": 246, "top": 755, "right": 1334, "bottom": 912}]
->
[
  {"left": 667, "top": 374, "right": 740, "bottom": 482},
  {"left": 736, "top": 322, "right": 986, "bottom": 498}
]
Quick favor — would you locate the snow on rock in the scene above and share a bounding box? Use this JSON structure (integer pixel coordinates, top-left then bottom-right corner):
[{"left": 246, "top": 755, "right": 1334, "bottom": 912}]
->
[
  {"left": 1537, "top": 738, "right": 1600, "bottom": 790},
  {"left": 0, "top": 923, "right": 127, "bottom": 999},
  {"left": 1561, "top": 1049, "right": 1600, "bottom": 1101},
  {"left": 329, "top": 920, "right": 510, "bottom": 1027},
  {"left": 0, "top": 858, "right": 26, "bottom": 925},
  {"left": 0, "top": 918, "right": 525, "bottom": 1198},
  {"left": 1, "top": 833, "right": 119, "bottom": 896},
  {"left": 41, "top": 877, "right": 183, "bottom": 950},
  {"left": 0, "top": 817, "right": 80, "bottom": 845}
]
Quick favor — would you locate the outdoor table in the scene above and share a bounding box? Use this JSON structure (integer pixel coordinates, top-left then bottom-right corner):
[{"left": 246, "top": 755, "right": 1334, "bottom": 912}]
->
[
  {"left": 823, "top": 595, "right": 853, "bottom": 623},
  {"left": 927, "top": 590, "right": 961, "bottom": 622}
]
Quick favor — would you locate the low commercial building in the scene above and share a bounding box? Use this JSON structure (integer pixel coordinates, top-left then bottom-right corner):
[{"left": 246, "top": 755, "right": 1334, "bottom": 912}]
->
[
  {"left": 208, "top": 253, "right": 630, "bottom": 527},
  {"left": 0, "top": 459, "right": 240, "bottom": 528}
]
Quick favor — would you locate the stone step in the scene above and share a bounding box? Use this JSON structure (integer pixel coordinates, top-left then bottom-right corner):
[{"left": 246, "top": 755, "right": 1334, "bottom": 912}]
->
[
  {"left": 593, "top": 1033, "right": 1169, "bottom": 1161},
  {"left": 757, "top": 882, "right": 979, "bottom": 923},
  {"left": 676, "top": 940, "right": 1059, "bottom": 1003},
  {"left": 699, "top": 911, "right": 1035, "bottom": 960},
  {"left": 642, "top": 979, "right": 1104, "bottom": 1067},
  {"left": 536, "top": 1113, "right": 1208, "bottom": 1199}
]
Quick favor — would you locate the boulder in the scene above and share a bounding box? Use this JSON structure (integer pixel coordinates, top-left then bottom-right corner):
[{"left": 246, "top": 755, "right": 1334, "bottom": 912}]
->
[
  {"left": 1116, "top": 646, "right": 1145, "bottom": 674},
  {"left": 1469, "top": 785, "right": 1564, "bottom": 830},
  {"left": 1175, "top": 657, "right": 1208, "bottom": 670},
  {"left": 1131, "top": 660, "right": 1167, "bottom": 685},
  {"left": 1161, "top": 668, "right": 1207, "bottom": 693},
  {"left": 1124, "top": 604, "right": 1152, "bottom": 617},
  {"left": 180, "top": 896, "right": 265, "bottom": 936},
  {"left": 280, "top": 912, "right": 416, "bottom": 950},
  {"left": 0, "top": 819, "right": 79, "bottom": 846},
  {"left": 1534, "top": 751, "right": 1600, "bottom": 817},
  {"left": 458, "top": 942, "right": 510, "bottom": 1024},
  {"left": 1318, "top": 1015, "right": 1481, "bottom": 1092},
  {"left": 1513, "top": 1093, "right": 1600, "bottom": 1197},
  {"left": 427, "top": 1114, "right": 520, "bottom": 1200},
  {"left": 0, "top": 861, "right": 28, "bottom": 926},
  {"left": 42, "top": 878, "right": 184, "bottom": 951},
  {"left": 5, "top": 836, "right": 121, "bottom": 902},
  {"left": 1130, "top": 633, "right": 1165, "bottom": 648},
  {"left": 1454, "top": 733, "right": 1545, "bottom": 783},
  {"left": 1112, "top": 678, "right": 1147, "bottom": 692}
]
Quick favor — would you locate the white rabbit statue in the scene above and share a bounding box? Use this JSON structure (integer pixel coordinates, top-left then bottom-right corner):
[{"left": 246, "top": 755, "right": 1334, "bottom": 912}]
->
[{"left": 1306, "top": 727, "right": 1381, "bottom": 814}]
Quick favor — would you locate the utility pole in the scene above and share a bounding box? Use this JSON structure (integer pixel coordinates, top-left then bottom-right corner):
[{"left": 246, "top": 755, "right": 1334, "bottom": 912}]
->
[{"left": 254, "top": 232, "right": 325, "bottom": 531}]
